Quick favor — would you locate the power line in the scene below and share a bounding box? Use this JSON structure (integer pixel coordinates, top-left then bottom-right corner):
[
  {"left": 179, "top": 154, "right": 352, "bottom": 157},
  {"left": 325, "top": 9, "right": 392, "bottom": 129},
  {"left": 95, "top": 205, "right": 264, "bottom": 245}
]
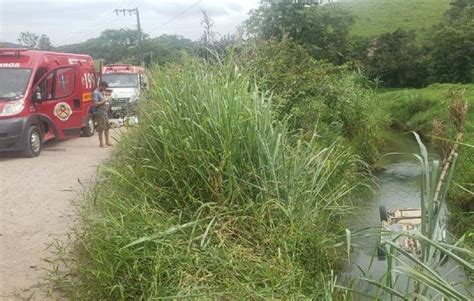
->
[
  {"left": 55, "top": 0, "right": 130, "bottom": 46},
  {"left": 113, "top": 7, "right": 144, "bottom": 66},
  {"left": 147, "top": 0, "right": 203, "bottom": 36},
  {"left": 55, "top": 16, "right": 123, "bottom": 46}
]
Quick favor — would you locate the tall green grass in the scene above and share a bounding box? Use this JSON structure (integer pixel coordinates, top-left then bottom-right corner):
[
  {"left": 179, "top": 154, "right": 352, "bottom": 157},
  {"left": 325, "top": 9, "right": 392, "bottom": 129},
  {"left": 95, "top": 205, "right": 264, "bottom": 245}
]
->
[{"left": 54, "top": 60, "right": 369, "bottom": 299}]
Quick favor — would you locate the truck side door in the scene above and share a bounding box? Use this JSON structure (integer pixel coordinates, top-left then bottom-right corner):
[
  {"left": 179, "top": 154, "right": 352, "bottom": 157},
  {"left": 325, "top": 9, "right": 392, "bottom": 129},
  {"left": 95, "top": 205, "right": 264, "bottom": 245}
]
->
[{"left": 33, "top": 65, "right": 83, "bottom": 139}]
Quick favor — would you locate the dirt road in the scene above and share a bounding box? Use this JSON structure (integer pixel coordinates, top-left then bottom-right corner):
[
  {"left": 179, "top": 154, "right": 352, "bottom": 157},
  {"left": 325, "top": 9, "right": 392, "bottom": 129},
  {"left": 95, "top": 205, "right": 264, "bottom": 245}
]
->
[{"left": 0, "top": 130, "right": 120, "bottom": 300}]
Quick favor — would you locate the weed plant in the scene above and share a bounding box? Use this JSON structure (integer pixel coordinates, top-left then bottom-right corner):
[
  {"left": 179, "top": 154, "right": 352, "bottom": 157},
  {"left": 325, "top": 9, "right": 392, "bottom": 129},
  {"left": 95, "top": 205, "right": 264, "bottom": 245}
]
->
[{"left": 55, "top": 60, "right": 369, "bottom": 299}]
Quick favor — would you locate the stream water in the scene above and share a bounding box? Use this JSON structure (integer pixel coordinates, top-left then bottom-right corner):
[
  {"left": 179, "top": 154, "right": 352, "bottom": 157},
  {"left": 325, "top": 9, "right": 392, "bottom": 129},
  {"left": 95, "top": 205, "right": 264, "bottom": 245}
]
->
[{"left": 342, "top": 131, "right": 471, "bottom": 299}]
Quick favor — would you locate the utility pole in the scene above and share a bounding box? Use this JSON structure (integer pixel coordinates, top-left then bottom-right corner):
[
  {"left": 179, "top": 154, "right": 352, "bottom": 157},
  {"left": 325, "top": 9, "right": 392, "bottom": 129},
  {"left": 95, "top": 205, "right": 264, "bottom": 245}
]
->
[{"left": 114, "top": 7, "right": 144, "bottom": 66}]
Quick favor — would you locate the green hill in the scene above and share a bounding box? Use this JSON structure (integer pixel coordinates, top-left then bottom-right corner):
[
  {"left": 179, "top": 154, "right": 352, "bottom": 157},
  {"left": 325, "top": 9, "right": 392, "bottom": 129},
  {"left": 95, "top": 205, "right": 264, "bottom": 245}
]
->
[{"left": 338, "top": 0, "right": 451, "bottom": 41}]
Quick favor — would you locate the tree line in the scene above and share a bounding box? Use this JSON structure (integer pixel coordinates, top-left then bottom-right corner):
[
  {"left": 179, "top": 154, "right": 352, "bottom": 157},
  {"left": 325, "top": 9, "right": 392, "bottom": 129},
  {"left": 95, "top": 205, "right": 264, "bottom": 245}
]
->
[
  {"left": 244, "top": 0, "right": 473, "bottom": 87},
  {"left": 16, "top": 0, "right": 473, "bottom": 87}
]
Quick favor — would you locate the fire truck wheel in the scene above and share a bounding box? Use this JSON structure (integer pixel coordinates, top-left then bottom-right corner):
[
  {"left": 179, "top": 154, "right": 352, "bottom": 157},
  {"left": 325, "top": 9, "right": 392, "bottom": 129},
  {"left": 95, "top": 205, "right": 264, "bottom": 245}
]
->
[
  {"left": 81, "top": 115, "right": 95, "bottom": 137},
  {"left": 23, "top": 125, "right": 42, "bottom": 158},
  {"left": 379, "top": 205, "right": 388, "bottom": 222}
]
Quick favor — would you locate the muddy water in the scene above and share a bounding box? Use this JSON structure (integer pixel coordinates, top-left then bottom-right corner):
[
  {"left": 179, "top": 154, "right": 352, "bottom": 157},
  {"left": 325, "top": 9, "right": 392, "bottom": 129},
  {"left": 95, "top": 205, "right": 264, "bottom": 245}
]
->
[{"left": 342, "top": 131, "right": 471, "bottom": 299}]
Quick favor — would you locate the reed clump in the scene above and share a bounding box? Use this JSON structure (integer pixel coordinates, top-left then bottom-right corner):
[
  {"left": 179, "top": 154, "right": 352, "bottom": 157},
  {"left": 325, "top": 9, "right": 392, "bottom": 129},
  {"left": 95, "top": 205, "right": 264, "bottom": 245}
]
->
[{"left": 56, "top": 60, "right": 368, "bottom": 299}]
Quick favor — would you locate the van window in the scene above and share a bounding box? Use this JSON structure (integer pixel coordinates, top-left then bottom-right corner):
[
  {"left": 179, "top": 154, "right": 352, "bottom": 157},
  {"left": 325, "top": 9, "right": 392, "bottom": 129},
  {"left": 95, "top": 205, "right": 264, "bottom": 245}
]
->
[
  {"left": 36, "top": 67, "right": 76, "bottom": 101},
  {"left": 37, "top": 72, "right": 54, "bottom": 101},
  {"left": 0, "top": 68, "right": 31, "bottom": 100},
  {"left": 102, "top": 73, "right": 138, "bottom": 88},
  {"left": 33, "top": 67, "right": 47, "bottom": 85},
  {"left": 55, "top": 68, "right": 75, "bottom": 98}
]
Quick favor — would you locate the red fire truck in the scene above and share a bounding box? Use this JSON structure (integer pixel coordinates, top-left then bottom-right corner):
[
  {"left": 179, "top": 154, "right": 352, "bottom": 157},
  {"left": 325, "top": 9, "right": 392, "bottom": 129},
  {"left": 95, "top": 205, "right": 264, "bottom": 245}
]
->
[
  {"left": 0, "top": 48, "right": 97, "bottom": 157},
  {"left": 101, "top": 64, "right": 147, "bottom": 118}
]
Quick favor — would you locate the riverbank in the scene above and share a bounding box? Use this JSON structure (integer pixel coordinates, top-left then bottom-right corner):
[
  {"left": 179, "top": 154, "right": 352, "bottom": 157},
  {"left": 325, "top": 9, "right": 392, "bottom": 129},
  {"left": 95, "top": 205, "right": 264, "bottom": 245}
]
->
[{"left": 378, "top": 84, "right": 473, "bottom": 247}]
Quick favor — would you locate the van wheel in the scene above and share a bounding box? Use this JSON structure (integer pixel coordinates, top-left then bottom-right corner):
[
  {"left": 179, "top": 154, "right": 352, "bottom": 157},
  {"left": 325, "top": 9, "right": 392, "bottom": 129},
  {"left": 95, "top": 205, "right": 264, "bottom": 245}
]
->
[
  {"left": 23, "top": 125, "right": 42, "bottom": 158},
  {"left": 81, "top": 115, "right": 95, "bottom": 137},
  {"left": 379, "top": 205, "right": 389, "bottom": 222}
]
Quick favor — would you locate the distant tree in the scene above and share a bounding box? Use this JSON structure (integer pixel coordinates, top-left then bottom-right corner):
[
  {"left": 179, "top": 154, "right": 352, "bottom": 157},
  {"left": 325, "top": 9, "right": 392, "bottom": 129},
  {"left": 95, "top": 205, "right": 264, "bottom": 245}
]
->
[
  {"left": 37, "top": 34, "right": 53, "bottom": 51},
  {"left": 427, "top": 0, "right": 474, "bottom": 83},
  {"left": 17, "top": 32, "right": 53, "bottom": 50},
  {"left": 444, "top": 0, "right": 474, "bottom": 24},
  {"left": 246, "top": 0, "right": 354, "bottom": 64},
  {"left": 427, "top": 25, "right": 474, "bottom": 83},
  {"left": 57, "top": 29, "right": 194, "bottom": 66},
  {"left": 363, "top": 29, "right": 428, "bottom": 87},
  {"left": 18, "top": 31, "right": 39, "bottom": 48},
  {"left": 143, "top": 35, "right": 194, "bottom": 66},
  {"left": 57, "top": 29, "right": 145, "bottom": 64}
]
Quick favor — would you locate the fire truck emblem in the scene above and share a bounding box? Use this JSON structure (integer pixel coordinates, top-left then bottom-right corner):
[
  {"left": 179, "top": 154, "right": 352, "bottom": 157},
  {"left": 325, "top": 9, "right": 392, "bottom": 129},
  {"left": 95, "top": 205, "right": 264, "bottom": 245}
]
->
[{"left": 54, "top": 102, "right": 72, "bottom": 121}]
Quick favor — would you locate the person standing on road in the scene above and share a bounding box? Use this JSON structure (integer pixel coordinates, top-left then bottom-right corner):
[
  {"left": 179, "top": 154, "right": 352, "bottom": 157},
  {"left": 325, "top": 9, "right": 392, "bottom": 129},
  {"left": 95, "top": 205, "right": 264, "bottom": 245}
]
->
[{"left": 93, "top": 81, "right": 113, "bottom": 148}]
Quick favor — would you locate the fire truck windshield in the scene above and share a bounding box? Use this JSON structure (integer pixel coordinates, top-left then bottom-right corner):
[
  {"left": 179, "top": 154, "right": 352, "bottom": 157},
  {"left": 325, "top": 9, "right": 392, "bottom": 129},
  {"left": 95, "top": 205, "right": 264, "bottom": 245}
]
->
[
  {"left": 0, "top": 68, "right": 32, "bottom": 101},
  {"left": 102, "top": 74, "right": 138, "bottom": 88}
]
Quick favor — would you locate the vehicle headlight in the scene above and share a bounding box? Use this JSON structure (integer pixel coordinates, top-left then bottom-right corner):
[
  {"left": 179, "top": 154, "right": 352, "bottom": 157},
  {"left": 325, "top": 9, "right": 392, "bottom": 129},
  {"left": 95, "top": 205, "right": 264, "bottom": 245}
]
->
[
  {"left": 0, "top": 101, "right": 25, "bottom": 117},
  {"left": 129, "top": 95, "right": 139, "bottom": 103}
]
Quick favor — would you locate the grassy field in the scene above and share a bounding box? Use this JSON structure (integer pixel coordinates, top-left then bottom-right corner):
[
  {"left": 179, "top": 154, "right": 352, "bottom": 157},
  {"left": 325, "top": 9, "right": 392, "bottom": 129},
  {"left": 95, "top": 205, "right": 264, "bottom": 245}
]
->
[
  {"left": 338, "top": 0, "right": 451, "bottom": 41},
  {"left": 378, "top": 83, "right": 474, "bottom": 245}
]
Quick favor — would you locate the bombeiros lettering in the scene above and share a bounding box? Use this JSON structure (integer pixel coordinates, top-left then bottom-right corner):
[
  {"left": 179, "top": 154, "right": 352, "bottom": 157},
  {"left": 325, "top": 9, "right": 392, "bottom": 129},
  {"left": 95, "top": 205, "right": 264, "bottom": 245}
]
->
[{"left": 0, "top": 63, "right": 20, "bottom": 68}]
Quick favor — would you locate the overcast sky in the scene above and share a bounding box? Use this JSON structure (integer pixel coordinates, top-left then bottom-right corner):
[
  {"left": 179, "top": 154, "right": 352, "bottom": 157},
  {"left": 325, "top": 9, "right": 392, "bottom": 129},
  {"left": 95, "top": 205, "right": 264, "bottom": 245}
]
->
[{"left": 0, "top": 0, "right": 260, "bottom": 46}]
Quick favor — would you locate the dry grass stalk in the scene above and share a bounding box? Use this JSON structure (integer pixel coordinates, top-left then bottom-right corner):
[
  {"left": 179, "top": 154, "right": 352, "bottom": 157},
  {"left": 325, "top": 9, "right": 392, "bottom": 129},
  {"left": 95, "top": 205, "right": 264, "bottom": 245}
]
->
[
  {"left": 432, "top": 119, "right": 450, "bottom": 161},
  {"left": 449, "top": 90, "right": 468, "bottom": 133},
  {"left": 433, "top": 91, "right": 469, "bottom": 205}
]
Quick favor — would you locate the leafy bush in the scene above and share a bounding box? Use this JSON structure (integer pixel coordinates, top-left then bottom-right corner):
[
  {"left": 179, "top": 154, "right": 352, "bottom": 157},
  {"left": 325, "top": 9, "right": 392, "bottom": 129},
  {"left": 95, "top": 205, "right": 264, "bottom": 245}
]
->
[
  {"left": 55, "top": 60, "right": 369, "bottom": 299},
  {"left": 241, "top": 39, "right": 385, "bottom": 165},
  {"left": 427, "top": 0, "right": 474, "bottom": 84},
  {"left": 427, "top": 24, "right": 474, "bottom": 84},
  {"left": 246, "top": 0, "right": 355, "bottom": 65},
  {"left": 363, "top": 29, "right": 428, "bottom": 88}
]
